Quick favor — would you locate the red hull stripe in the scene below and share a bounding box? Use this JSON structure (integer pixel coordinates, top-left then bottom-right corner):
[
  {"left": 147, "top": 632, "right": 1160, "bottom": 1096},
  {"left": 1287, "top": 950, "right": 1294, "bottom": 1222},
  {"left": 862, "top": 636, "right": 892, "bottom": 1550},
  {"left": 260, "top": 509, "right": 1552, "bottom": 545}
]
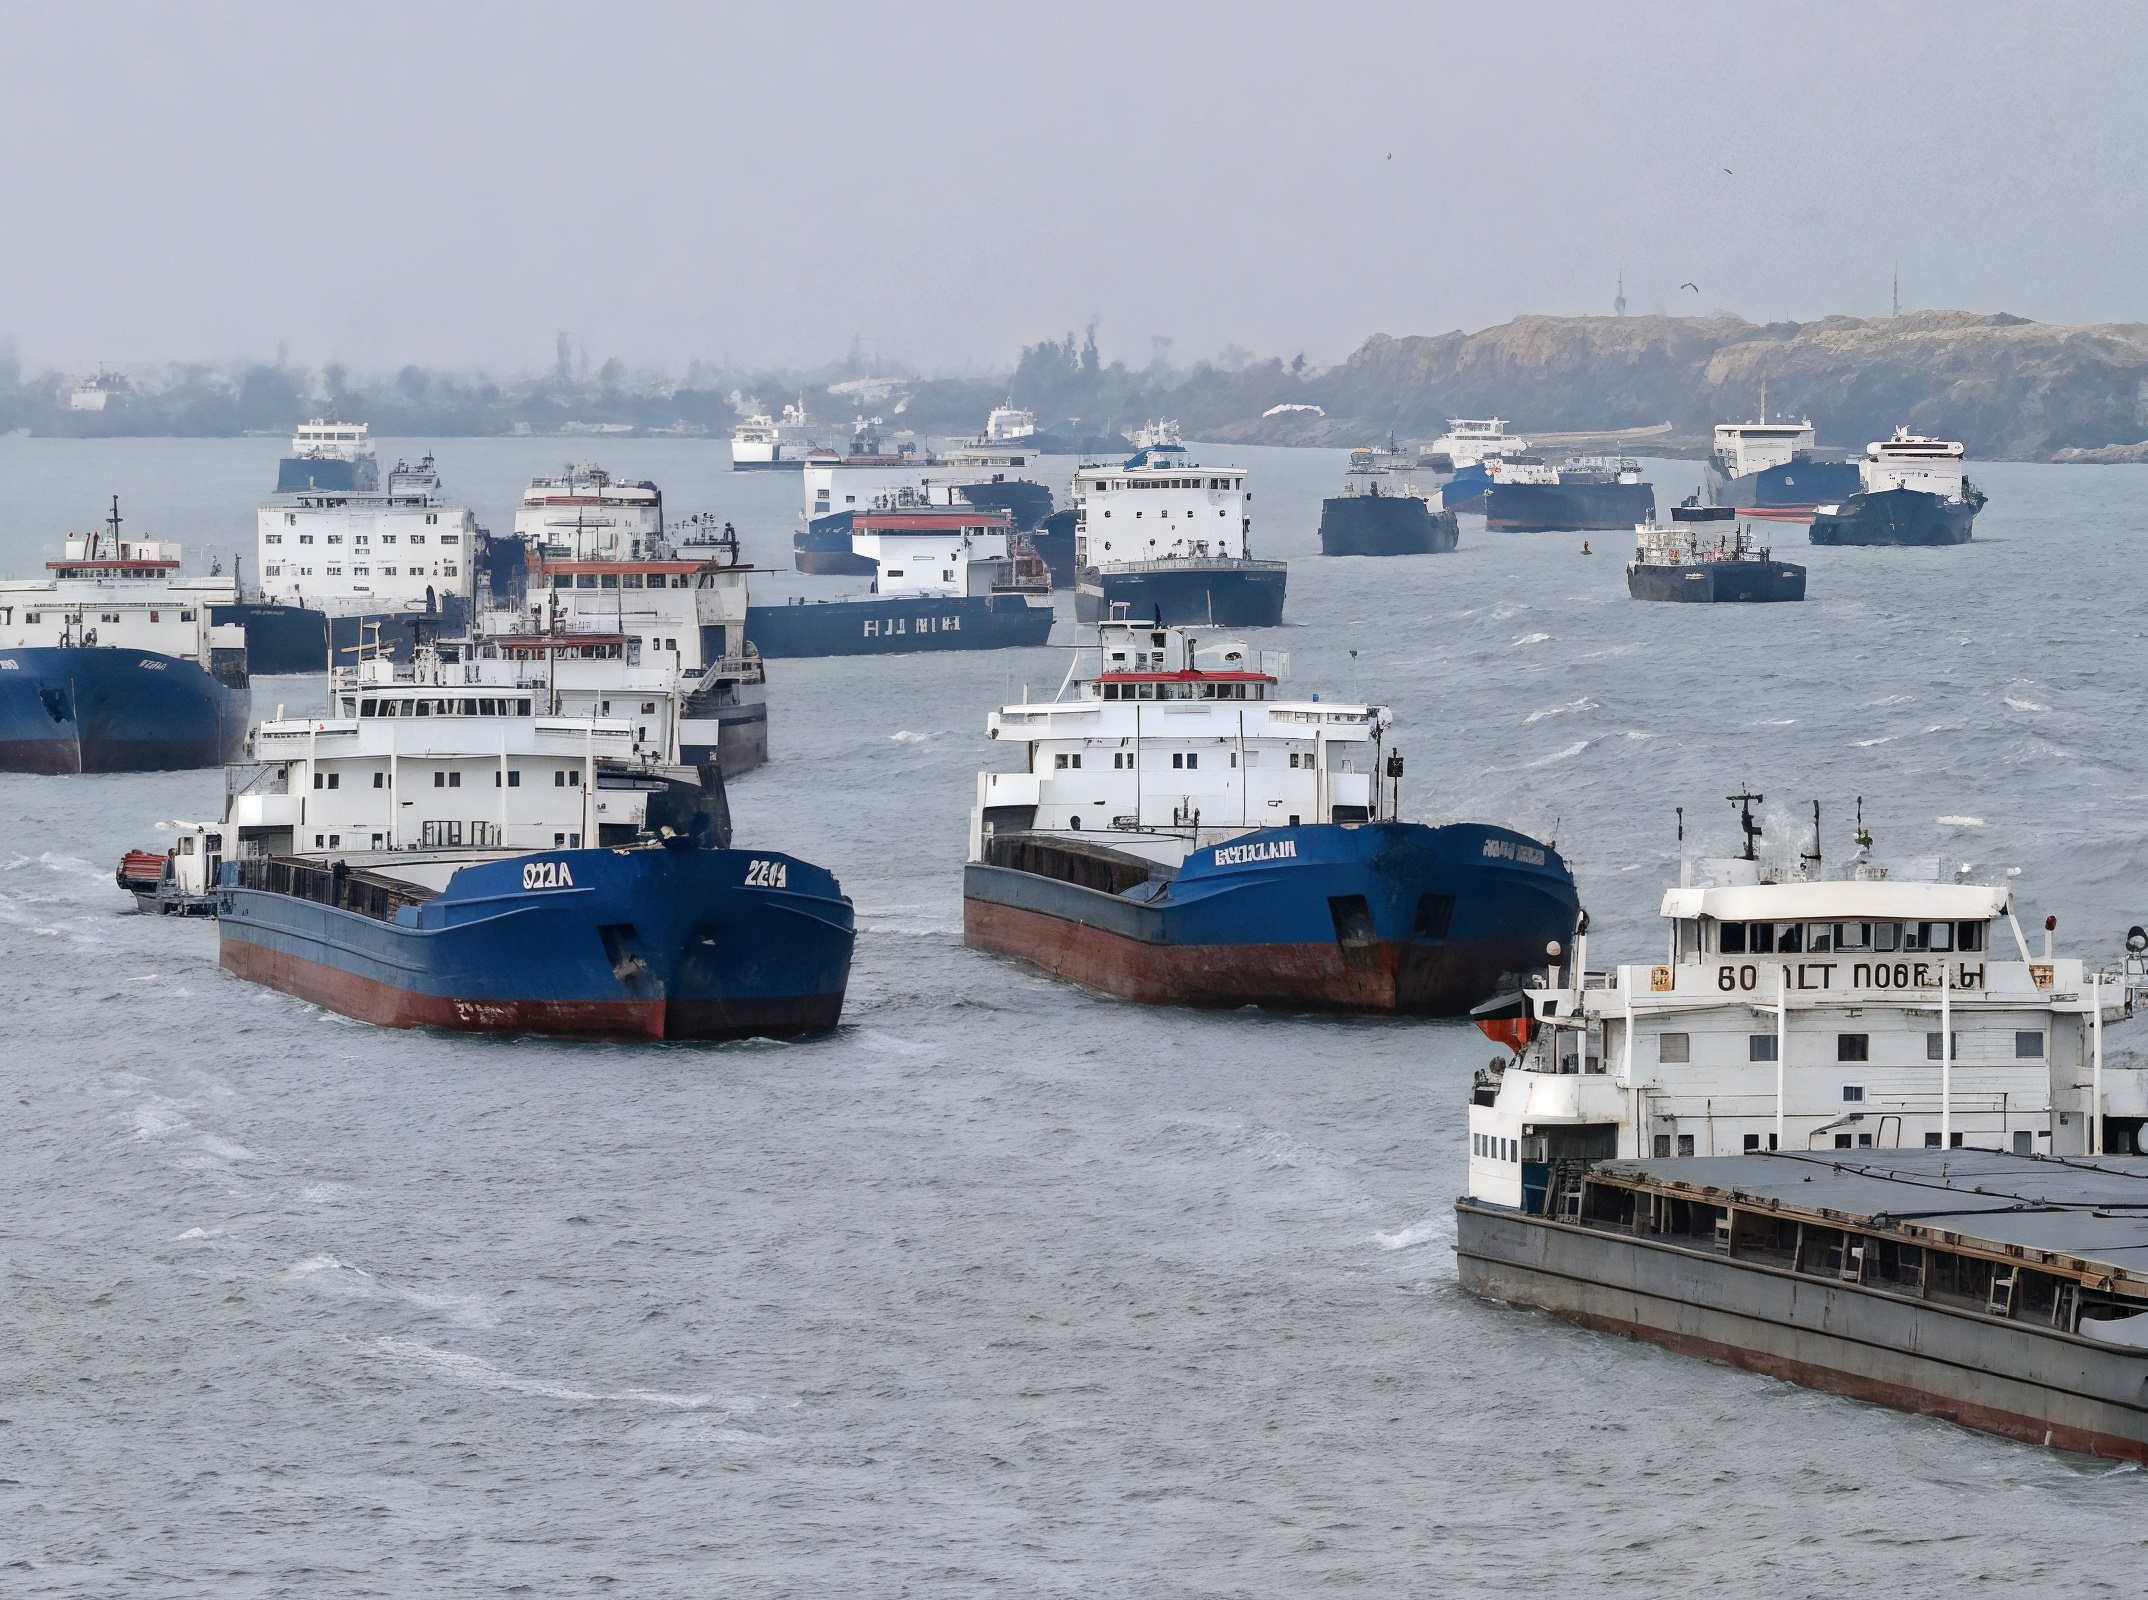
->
[
  {"left": 223, "top": 936, "right": 666, "bottom": 1038},
  {"left": 965, "top": 895, "right": 1403, "bottom": 1012},
  {"left": 1556, "top": 1307, "right": 2146, "bottom": 1463}
]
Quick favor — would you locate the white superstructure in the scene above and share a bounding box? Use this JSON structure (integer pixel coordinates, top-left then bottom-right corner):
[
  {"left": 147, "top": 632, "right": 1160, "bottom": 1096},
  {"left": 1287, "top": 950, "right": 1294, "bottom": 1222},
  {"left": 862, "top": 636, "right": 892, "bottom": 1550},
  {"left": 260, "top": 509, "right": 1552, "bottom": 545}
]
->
[
  {"left": 1432, "top": 418, "right": 1529, "bottom": 468},
  {"left": 801, "top": 421, "right": 995, "bottom": 523},
  {"left": 1861, "top": 428, "right": 1968, "bottom": 498},
  {"left": 257, "top": 454, "right": 476, "bottom": 615},
  {"left": 1070, "top": 442, "right": 1252, "bottom": 568},
  {"left": 1338, "top": 445, "right": 1438, "bottom": 502},
  {"left": 986, "top": 401, "right": 1037, "bottom": 442},
  {"left": 512, "top": 465, "right": 664, "bottom": 559},
  {"left": 969, "top": 618, "right": 1386, "bottom": 866},
  {"left": 1712, "top": 420, "right": 1816, "bottom": 479},
  {"left": 1467, "top": 804, "right": 2140, "bottom": 1209},
  {"left": 0, "top": 510, "right": 240, "bottom": 665}
]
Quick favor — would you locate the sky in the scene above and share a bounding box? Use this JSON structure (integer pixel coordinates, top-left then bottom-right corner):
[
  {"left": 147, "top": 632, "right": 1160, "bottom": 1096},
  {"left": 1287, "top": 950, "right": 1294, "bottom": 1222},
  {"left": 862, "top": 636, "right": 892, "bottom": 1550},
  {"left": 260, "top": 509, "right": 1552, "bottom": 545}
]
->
[{"left": 3, "top": 0, "right": 2144, "bottom": 379}]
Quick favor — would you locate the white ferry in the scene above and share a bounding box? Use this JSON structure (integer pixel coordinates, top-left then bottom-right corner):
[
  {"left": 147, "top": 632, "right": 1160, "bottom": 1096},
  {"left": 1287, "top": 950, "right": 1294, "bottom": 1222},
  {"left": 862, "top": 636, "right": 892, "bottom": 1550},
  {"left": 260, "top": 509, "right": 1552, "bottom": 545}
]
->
[
  {"left": 1430, "top": 418, "right": 1529, "bottom": 470},
  {"left": 1467, "top": 797, "right": 2139, "bottom": 1212},
  {"left": 986, "top": 401, "right": 1037, "bottom": 443},
  {"left": 731, "top": 405, "right": 817, "bottom": 471}
]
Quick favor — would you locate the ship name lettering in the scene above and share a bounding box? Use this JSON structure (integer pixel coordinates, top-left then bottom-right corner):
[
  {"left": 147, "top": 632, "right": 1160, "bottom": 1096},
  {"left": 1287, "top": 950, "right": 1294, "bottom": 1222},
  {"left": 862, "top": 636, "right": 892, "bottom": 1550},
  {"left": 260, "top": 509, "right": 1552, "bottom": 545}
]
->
[
  {"left": 522, "top": 859, "right": 575, "bottom": 890},
  {"left": 1795, "top": 963, "right": 1836, "bottom": 990},
  {"left": 1717, "top": 965, "right": 1759, "bottom": 992},
  {"left": 744, "top": 857, "right": 789, "bottom": 889},
  {"left": 1213, "top": 839, "right": 1297, "bottom": 866},
  {"left": 1479, "top": 839, "right": 1546, "bottom": 865}
]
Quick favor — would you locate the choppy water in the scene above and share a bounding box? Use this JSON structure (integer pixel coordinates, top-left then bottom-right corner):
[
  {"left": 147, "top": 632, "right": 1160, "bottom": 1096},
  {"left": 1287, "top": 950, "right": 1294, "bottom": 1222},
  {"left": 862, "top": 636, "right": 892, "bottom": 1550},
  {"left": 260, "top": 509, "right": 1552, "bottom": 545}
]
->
[{"left": 4, "top": 437, "right": 2148, "bottom": 1595}]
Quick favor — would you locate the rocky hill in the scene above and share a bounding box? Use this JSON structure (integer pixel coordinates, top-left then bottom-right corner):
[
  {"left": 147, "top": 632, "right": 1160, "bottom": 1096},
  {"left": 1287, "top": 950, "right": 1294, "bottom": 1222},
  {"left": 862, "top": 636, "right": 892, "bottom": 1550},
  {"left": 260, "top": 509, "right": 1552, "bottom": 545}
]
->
[{"left": 1252, "top": 312, "right": 2148, "bottom": 461}]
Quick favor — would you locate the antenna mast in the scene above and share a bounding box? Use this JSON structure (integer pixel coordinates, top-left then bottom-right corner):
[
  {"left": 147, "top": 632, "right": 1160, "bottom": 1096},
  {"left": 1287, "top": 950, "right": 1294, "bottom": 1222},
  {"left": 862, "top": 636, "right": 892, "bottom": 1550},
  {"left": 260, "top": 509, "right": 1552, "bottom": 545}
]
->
[{"left": 1729, "top": 789, "right": 1765, "bottom": 862}]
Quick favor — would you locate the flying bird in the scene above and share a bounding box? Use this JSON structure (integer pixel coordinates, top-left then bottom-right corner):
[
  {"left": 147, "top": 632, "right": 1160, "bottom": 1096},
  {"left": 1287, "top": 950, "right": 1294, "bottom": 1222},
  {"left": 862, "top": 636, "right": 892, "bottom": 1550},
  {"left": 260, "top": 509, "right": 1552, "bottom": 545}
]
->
[
  {"left": 1680, "top": 282, "right": 1699, "bottom": 292},
  {"left": 1722, "top": 167, "right": 1733, "bottom": 174}
]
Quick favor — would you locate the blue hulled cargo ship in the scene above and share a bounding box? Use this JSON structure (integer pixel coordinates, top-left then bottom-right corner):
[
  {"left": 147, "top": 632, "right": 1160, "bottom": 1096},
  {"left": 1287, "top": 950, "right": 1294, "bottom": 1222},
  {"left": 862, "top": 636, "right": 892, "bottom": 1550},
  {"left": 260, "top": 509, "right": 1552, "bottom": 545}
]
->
[
  {"left": 1483, "top": 456, "right": 1655, "bottom": 532},
  {"left": 1, "top": 510, "right": 250, "bottom": 773},
  {"left": 1808, "top": 429, "right": 1984, "bottom": 547},
  {"left": 1318, "top": 446, "right": 1461, "bottom": 557},
  {"left": 1703, "top": 414, "right": 1858, "bottom": 520},
  {"left": 133, "top": 645, "right": 853, "bottom": 1040},
  {"left": 751, "top": 505, "right": 1054, "bottom": 658},
  {"left": 1070, "top": 430, "right": 1287, "bottom": 627},
  {"left": 219, "top": 843, "right": 853, "bottom": 1040},
  {"left": 962, "top": 620, "right": 1577, "bottom": 1015}
]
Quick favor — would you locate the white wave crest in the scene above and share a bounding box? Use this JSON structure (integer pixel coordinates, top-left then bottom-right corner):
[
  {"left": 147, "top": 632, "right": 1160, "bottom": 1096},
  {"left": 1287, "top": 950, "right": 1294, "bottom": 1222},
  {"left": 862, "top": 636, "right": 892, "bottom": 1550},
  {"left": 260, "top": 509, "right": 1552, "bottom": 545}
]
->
[
  {"left": 1937, "top": 815, "right": 1986, "bottom": 827},
  {"left": 1375, "top": 1216, "right": 1448, "bottom": 1251},
  {"left": 368, "top": 1337, "right": 717, "bottom": 1410},
  {"left": 1510, "top": 632, "right": 1552, "bottom": 647},
  {"left": 1528, "top": 740, "right": 1588, "bottom": 767},
  {"left": 2004, "top": 697, "right": 2048, "bottom": 712}
]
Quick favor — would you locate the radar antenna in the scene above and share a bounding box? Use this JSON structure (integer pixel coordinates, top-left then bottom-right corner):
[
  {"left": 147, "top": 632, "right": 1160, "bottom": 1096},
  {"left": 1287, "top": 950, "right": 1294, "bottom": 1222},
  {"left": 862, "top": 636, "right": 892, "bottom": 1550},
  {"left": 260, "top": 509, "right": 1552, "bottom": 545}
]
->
[{"left": 1728, "top": 789, "right": 1765, "bottom": 861}]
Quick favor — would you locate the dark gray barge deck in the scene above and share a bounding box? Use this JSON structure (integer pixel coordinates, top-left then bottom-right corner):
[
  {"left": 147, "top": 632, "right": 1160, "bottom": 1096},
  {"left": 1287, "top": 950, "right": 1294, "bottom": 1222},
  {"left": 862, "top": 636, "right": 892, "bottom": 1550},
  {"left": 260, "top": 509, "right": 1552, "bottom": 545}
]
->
[{"left": 1457, "top": 1150, "right": 2148, "bottom": 1462}]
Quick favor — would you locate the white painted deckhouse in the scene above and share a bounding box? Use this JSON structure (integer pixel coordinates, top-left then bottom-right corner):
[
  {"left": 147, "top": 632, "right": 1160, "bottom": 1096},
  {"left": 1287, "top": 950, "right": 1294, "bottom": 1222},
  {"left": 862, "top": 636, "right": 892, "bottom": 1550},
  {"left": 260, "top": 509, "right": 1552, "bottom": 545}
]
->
[
  {"left": 257, "top": 453, "right": 476, "bottom": 615},
  {"left": 969, "top": 617, "right": 1387, "bottom": 866},
  {"left": 1468, "top": 803, "right": 2141, "bottom": 1211}
]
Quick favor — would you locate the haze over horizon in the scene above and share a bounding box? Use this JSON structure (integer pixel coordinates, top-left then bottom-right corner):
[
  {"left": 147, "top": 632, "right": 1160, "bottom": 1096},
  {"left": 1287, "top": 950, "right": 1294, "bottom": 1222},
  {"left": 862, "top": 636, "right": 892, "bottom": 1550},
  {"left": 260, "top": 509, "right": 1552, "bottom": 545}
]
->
[{"left": 6, "top": 0, "right": 2143, "bottom": 379}]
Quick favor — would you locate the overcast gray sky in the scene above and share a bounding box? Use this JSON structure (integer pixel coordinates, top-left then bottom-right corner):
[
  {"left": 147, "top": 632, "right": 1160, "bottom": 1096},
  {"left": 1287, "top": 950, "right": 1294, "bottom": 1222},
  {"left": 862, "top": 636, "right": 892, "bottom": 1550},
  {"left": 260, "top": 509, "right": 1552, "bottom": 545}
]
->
[{"left": 4, "top": 0, "right": 2142, "bottom": 377}]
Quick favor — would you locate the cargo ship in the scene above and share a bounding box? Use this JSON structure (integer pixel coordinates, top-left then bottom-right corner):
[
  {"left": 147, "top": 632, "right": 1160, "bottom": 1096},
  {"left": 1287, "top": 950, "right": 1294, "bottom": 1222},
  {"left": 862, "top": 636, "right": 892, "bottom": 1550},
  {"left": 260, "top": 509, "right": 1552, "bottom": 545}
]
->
[
  {"left": 794, "top": 412, "right": 1053, "bottom": 572},
  {"left": 1070, "top": 432, "right": 1287, "bottom": 626},
  {"left": 1, "top": 503, "right": 250, "bottom": 773},
  {"left": 129, "top": 643, "right": 853, "bottom": 1039},
  {"left": 1431, "top": 418, "right": 1530, "bottom": 511},
  {"left": 961, "top": 617, "right": 1577, "bottom": 1014},
  {"left": 1463, "top": 791, "right": 2132, "bottom": 1203},
  {"left": 1317, "top": 445, "right": 1460, "bottom": 556},
  {"left": 1626, "top": 505, "right": 1805, "bottom": 602},
  {"left": 215, "top": 427, "right": 479, "bottom": 672},
  {"left": 1702, "top": 411, "right": 1858, "bottom": 520},
  {"left": 1482, "top": 456, "right": 1654, "bottom": 532},
  {"left": 1454, "top": 795, "right": 2148, "bottom": 1459},
  {"left": 1808, "top": 428, "right": 1985, "bottom": 546},
  {"left": 751, "top": 504, "right": 1054, "bottom": 658}
]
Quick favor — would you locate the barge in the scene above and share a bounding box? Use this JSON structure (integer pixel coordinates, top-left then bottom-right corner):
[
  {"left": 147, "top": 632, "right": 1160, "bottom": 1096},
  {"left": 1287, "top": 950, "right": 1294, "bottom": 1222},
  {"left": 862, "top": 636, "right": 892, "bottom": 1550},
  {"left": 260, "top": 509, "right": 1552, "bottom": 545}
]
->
[
  {"left": 1627, "top": 505, "right": 1805, "bottom": 602},
  {"left": 1317, "top": 446, "right": 1460, "bottom": 557},
  {"left": 1456, "top": 1150, "right": 2148, "bottom": 1463}
]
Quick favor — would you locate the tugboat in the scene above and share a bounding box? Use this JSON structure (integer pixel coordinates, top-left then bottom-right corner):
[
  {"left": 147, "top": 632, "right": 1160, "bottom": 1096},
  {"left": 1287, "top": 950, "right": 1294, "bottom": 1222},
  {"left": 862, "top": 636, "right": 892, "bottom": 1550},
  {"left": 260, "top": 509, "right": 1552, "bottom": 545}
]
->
[
  {"left": 127, "top": 641, "right": 853, "bottom": 1039},
  {"left": 1703, "top": 405, "right": 1859, "bottom": 520},
  {"left": 961, "top": 616, "right": 1578, "bottom": 1014},
  {"left": 751, "top": 502, "right": 1054, "bottom": 658},
  {"left": 1626, "top": 504, "right": 1806, "bottom": 602},
  {"left": 1808, "top": 428, "right": 1985, "bottom": 546},
  {"left": 1317, "top": 445, "right": 1461, "bottom": 557},
  {"left": 1482, "top": 456, "right": 1655, "bottom": 532},
  {"left": 1, "top": 501, "right": 250, "bottom": 772},
  {"left": 1071, "top": 430, "right": 1288, "bottom": 626}
]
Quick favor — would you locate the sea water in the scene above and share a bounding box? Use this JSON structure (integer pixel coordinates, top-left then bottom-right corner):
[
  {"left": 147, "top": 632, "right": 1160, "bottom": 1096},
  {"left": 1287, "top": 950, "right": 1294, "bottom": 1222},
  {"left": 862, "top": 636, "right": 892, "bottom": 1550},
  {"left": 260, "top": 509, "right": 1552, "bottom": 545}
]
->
[{"left": 3, "top": 436, "right": 2146, "bottom": 1595}]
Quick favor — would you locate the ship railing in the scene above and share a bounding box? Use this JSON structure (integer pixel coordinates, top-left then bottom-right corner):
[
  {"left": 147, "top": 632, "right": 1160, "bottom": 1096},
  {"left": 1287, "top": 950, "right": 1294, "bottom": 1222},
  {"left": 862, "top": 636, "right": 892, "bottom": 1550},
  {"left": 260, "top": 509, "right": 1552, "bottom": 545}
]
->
[
  {"left": 237, "top": 854, "right": 439, "bottom": 923},
  {"left": 1092, "top": 556, "right": 1287, "bottom": 575}
]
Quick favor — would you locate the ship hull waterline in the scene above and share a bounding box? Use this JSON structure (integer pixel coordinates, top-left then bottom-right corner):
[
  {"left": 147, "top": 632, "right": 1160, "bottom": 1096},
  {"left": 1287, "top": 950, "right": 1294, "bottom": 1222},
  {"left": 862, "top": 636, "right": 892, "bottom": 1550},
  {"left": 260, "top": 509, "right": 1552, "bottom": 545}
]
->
[
  {"left": 1317, "top": 496, "right": 1461, "bottom": 557},
  {"left": 1072, "top": 562, "right": 1288, "bottom": 628},
  {"left": 1455, "top": 1201, "right": 2148, "bottom": 1465},
  {"left": 0, "top": 645, "right": 250, "bottom": 774},
  {"left": 962, "top": 822, "right": 1579, "bottom": 1017},
  {"left": 217, "top": 845, "right": 855, "bottom": 1042},
  {"left": 1626, "top": 561, "right": 1806, "bottom": 603}
]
